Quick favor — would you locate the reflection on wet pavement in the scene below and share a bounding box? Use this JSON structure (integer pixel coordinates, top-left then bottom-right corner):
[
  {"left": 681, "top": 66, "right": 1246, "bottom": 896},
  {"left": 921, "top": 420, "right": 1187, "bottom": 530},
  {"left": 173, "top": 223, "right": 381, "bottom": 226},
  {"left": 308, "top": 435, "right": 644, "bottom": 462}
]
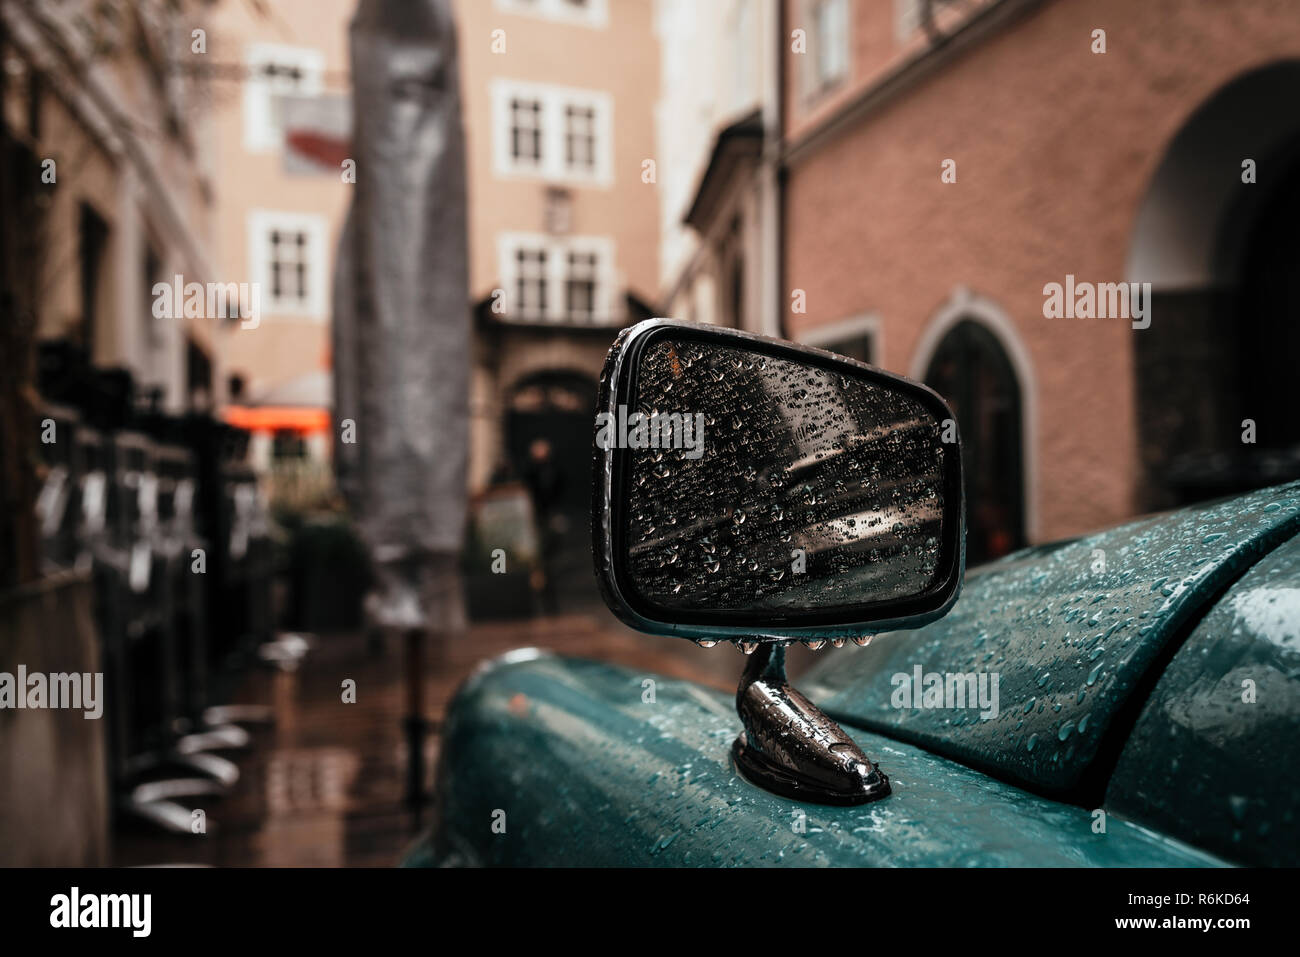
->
[{"left": 111, "top": 609, "right": 742, "bottom": 867}]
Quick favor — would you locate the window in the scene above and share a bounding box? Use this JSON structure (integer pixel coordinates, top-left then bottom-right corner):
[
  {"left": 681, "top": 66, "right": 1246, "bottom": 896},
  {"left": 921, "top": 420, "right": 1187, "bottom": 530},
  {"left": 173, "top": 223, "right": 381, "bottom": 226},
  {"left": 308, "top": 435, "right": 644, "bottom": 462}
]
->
[
  {"left": 824, "top": 334, "right": 873, "bottom": 364},
  {"left": 492, "top": 80, "right": 612, "bottom": 184},
  {"left": 565, "top": 251, "right": 598, "bottom": 322},
  {"left": 243, "top": 43, "right": 324, "bottom": 152},
  {"left": 515, "top": 247, "right": 549, "bottom": 319},
  {"left": 143, "top": 243, "right": 163, "bottom": 350},
  {"left": 78, "top": 203, "right": 110, "bottom": 356},
  {"left": 269, "top": 229, "right": 309, "bottom": 303},
  {"left": 806, "top": 0, "right": 849, "bottom": 97},
  {"left": 564, "top": 104, "right": 596, "bottom": 172},
  {"left": 798, "top": 314, "right": 880, "bottom": 367},
  {"left": 248, "top": 210, "right": 329, "bottom": 318},
  {"left": 544, "top": 187, "right": 573, "bottom": 234},
  {"left": 723, "top": 217, "right": 745, "bottom": 329},
  {"left": 511, "top": 97, "right": 543, "bottom": 164},
  {"left": 494, "top": 0, "right": 608, "bottom": 29},
  {"left": 728, "top": 255, "right": 745, "bottom": 330},
  {"left": 499, "top": 233, "right": 615, "bottom": 324}
]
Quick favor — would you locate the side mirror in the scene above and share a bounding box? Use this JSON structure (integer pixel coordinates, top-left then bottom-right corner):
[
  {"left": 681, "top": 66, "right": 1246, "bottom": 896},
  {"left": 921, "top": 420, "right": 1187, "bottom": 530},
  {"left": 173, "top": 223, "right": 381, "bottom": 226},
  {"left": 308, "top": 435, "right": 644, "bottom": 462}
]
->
[{"left": 593, "top": 320, "right": 966, "bottom": 804}]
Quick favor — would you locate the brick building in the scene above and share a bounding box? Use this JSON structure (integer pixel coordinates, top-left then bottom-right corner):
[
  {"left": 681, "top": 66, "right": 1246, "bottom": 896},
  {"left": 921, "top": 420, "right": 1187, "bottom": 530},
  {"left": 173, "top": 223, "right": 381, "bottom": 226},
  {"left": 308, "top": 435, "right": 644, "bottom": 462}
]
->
[{"left": 779, "top": 0, "right": 1300, "bottom": 562}]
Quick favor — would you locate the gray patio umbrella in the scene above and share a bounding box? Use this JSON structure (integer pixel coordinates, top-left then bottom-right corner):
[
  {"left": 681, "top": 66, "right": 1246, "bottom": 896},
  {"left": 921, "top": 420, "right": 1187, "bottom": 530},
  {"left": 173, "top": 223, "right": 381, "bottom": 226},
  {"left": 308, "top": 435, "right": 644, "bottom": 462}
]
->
[{"left": 333, "top": 0, "right": 469, "bottom": 809}]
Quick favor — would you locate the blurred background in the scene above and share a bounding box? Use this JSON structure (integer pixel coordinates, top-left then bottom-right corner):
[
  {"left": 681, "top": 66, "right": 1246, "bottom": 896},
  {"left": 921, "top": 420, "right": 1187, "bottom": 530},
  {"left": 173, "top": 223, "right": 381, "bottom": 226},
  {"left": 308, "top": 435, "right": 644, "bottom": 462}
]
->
[{"left": 3, "top": 0, "right": 1299, "bottom": 866}]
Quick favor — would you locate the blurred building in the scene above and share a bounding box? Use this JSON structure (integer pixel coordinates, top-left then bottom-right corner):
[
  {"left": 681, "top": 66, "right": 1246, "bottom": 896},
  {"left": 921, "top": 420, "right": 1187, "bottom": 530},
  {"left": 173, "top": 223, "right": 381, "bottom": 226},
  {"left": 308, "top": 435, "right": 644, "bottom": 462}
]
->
[
  {"left": 204, "top": 0, "right": 354, "bottom": 494},
  {"left": 454, "top": 0, "right": 660, "bottom": 500},
  {"left": 22, "top": 0, "right": 1295, "bottom": 577},
  {"left": 0, "top": 0, "right": 223, "bottom": 865},
  {"left": 654, "top": 0, "right": 781, "bottom": 339},
  {"left": 777, "top": 0, "right": 1300, "bottom": 563},
  {"left": 202, "top": 0, "right": 665, "bottom": 540},
  {"left": 452, "top": 0, "right": 661, "bottom": 608},
  {"left": 1, "top": 0, "right": 218, "bottom": 411}
]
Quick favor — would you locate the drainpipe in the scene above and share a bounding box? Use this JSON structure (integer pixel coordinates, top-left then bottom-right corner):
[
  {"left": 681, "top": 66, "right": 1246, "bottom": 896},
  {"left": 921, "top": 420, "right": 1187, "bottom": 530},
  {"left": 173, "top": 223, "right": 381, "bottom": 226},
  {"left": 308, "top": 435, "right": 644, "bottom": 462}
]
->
[{"left": 764, "top": 0, "right": 787, "bottom": 341}]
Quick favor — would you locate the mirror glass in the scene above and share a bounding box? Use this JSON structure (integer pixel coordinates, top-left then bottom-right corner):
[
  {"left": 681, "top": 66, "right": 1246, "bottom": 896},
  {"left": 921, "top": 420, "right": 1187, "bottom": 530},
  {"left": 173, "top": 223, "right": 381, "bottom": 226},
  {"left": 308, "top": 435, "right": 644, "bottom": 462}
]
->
[{"left": 612, "top": 335, "right": 956, "bottom": 617}]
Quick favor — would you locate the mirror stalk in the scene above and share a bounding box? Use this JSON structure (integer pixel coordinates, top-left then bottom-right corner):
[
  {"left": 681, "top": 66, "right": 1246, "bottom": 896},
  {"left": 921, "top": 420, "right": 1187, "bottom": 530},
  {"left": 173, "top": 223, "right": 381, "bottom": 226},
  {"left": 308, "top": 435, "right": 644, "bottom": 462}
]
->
[{"left": 732, "top": 642, "right": 891, "bottom": 805}]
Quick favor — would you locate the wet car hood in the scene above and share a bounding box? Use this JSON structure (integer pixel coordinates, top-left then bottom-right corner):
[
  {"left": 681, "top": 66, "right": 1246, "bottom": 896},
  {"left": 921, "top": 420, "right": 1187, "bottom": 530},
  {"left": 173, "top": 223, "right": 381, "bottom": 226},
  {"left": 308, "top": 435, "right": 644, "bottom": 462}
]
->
[
  {"left": 412, "top": 653, "right": 1224, "bottom": 867},
  {"left": 1106, "top": 529, "right": 1300, "bottom": 865},
  {"left": 799, "top": 481, "right": 1300, "bottom": 800}
]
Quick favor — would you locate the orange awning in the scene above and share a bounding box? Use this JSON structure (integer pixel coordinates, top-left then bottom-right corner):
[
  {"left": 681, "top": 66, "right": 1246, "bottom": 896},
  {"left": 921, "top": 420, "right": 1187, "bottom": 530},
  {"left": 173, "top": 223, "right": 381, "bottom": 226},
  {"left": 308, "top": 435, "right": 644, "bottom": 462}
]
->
[{"left": 223, "top": 406, "right": 331, "bottom": 434}]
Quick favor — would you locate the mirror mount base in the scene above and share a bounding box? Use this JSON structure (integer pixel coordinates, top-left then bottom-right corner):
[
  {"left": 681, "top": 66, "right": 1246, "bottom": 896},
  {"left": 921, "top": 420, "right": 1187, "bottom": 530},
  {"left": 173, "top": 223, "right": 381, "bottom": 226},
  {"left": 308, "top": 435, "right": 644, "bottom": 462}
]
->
[{"left": 731, "top": 642, "right": 891, "bottom": 806}]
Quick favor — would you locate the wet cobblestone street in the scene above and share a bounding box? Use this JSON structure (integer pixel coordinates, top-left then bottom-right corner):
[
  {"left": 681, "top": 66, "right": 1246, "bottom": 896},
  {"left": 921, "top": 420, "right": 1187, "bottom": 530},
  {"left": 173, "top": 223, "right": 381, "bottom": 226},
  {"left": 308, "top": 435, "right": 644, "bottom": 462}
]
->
[{"left": 111, "top": 609, "right": 753, "bottom": 867}]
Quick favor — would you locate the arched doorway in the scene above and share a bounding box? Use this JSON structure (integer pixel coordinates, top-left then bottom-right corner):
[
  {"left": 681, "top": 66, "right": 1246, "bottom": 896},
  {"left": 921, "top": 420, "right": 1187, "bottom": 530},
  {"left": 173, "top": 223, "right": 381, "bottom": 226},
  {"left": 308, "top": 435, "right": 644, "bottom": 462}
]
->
[
  {"left": 504, "top": 370, "right": 598, "bottom": 610},
  {"left": 505, "top": 370, "right": 596, "bottom": 512},
  {"left": 923, "top": 319, "right": 1026, "bottom": 565},
  {"left": 1129, "top": 61, "right": 1300, "bottom": 509},
  {"left": 1237, "top": 139, "right": 1300, "bottom": 454}
]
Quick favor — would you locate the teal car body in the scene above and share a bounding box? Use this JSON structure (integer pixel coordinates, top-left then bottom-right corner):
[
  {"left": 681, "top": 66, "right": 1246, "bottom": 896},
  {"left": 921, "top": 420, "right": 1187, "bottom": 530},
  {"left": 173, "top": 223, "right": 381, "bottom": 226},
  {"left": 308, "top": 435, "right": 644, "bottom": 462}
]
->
[{"left": 409, "top": 482, "right": 1300, "bottom": 866}]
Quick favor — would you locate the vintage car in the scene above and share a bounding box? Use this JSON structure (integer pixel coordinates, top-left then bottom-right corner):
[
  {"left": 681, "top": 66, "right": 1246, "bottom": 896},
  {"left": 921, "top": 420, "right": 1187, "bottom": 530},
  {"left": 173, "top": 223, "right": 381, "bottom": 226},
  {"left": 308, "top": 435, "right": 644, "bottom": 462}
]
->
[{"left": 409, "top": 320, "right": 1299, "bottom": 867}]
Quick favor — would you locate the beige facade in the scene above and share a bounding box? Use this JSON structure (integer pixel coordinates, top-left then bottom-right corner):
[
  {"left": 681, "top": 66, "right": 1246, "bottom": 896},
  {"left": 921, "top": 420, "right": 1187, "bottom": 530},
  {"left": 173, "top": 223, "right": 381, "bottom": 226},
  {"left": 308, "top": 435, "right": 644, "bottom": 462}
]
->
[
  {"left": 455, "top": 0, "right": 659, "bottom": 308},
  {"left": 205, "top": 0, "right": 663, "bottom": 492},
  {"left": 3, "top": 0, "right": 218, "bottom": 413},
  {"left": 206, "top": 0, "right": 354, "bottom": 423},
  {"left": 453, "top": 0, "right": 661, "bottom": 492}
]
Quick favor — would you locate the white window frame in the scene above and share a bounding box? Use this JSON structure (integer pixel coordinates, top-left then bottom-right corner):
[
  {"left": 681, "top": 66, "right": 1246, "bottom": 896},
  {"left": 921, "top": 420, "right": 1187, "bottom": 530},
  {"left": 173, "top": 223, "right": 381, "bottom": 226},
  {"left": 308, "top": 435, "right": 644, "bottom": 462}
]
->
[
  {"left": 247, "top": 209, "right": 329, "bottom": 320},
  {"left": 491, "top": 79, "right": 613, "bottom": 186},
  {"left": 801, "top": 0, "right": 850, "bottom": 102},
  {"left": 506, "top": 94, "right": 545, "bottom": 171},
  {"left": 243, "top": 43, "right": 325, "bottom": 153},
  {"left": 494, "top": 0, "right": 609, "bottom": 29},
  {"left": 513, "top": 245, "right": 551, "bottom": 319},
  {"left": 562, "top": 247, "right": 603, "bottom": 323},
  {"left": 563, "top": 101, "right": 599, "bottom": 175},
  {"left": 498, "top": 232, "right": 616, "bottom": 325},
  {"left": 796, "top": 312, "right": 883, "bottom": 368}
]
